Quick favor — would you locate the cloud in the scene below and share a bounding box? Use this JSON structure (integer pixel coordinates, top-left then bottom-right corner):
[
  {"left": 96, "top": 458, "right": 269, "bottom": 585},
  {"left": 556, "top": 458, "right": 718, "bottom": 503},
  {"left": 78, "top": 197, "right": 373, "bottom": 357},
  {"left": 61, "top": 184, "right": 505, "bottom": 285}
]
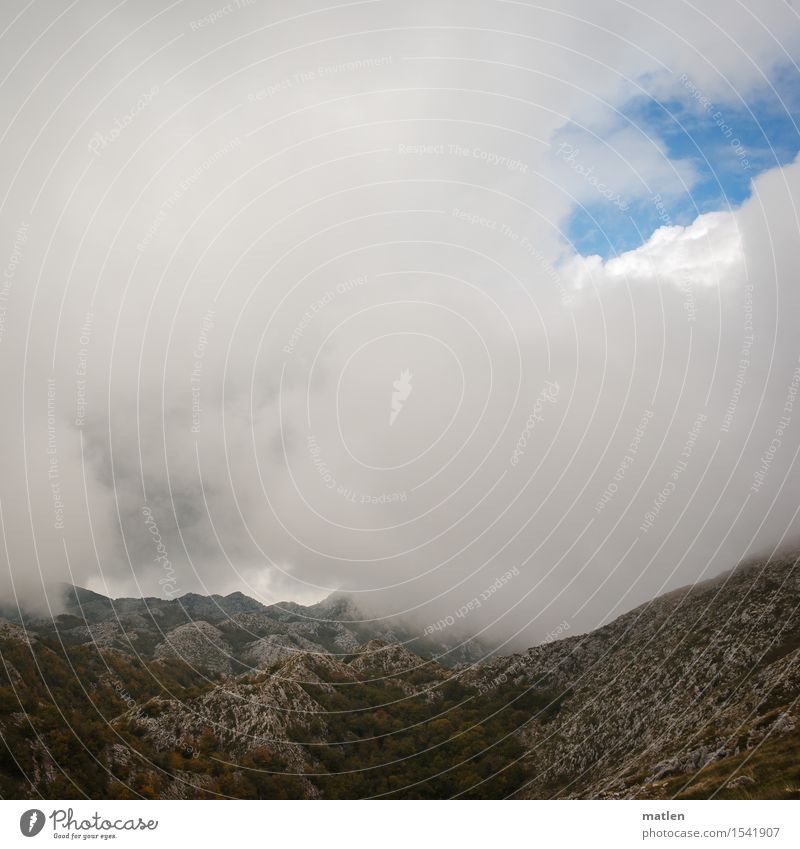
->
[
  {"left": 550, "top": 123, "right": 701, "bottom": 211},
  {"left": 1, "top": 1, "right": 799, "bottom": 650},
  {"left": 562, "top": 206, "right": 744, "bottom": 289}
]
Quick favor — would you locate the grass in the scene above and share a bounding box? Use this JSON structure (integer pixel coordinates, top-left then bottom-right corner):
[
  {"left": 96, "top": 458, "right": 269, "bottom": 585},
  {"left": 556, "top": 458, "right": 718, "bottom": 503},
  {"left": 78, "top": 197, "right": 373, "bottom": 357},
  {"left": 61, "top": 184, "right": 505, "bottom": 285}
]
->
[{"left": 655, "top": 725, "right": 800, "bottom": 800}]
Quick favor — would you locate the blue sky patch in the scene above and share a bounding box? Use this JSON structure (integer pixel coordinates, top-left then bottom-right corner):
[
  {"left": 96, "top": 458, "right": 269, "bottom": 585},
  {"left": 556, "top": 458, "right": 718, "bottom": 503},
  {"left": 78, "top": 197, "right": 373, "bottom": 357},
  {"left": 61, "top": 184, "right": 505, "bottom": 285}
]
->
[{"left": 563, "top": 63, "right": 800, "bottom": 259}]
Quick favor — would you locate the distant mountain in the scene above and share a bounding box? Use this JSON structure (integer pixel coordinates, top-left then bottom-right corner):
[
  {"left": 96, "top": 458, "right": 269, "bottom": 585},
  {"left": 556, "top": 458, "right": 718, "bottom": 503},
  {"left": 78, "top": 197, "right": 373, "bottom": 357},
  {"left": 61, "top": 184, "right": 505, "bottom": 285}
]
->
[
  {"left": 10, "top": 583, "right": 490, "bottom": 669},
  {"left": 0, "top": 554, "right": 798, "bottom": 799}
]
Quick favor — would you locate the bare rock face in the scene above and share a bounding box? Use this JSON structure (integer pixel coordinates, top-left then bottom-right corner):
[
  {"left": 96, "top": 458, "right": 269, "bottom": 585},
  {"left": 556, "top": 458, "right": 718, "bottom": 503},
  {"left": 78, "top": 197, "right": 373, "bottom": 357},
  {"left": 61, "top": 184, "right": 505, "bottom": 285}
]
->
[
  {"left": 122, "top": 674, "right": 320, "bottom": 762},
  {"left": 155, "top": 621, "right": 232, "bottom": 676},
  {"left": 241, "top": 634, "right": 322, "bottom": 669},
  {"left": 64, "top": 621, "right": 131, "bottom": 649},
  {"left": 0, "top": 620, "right": 37, "bottom": 644},
  {"left": 349, "top": 640, "right": 429, "bottom": 678},
  {"left": 114, "top": 651, "right": 344, "bottom": 778},
  {"left": 464, "top": 554, "right": 800, "bottom": 799}
]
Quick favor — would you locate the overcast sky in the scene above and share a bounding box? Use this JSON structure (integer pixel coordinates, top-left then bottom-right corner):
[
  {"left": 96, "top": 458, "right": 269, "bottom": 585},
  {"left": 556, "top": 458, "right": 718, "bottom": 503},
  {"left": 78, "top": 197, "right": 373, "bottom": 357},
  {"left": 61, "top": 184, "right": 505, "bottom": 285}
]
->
[{"left": 1, "top": 0, "right": 799, "bottom": 650}]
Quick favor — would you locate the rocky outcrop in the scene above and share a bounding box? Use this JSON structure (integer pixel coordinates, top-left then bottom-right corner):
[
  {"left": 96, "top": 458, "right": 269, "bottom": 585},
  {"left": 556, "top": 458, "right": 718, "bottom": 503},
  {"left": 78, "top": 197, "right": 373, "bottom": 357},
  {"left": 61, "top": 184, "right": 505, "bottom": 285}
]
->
[
  {"left": 154, "top": 621, "right": 232, "bottom": 676},
  {"left": 349, "top": 640, "right": 430, "bottom": 679}
]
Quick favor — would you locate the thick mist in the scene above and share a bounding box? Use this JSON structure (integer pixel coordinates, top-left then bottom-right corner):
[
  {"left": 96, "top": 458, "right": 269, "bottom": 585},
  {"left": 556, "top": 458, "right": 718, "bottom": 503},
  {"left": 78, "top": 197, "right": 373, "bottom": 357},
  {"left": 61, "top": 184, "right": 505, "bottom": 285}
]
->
[{"left": 1, "top": 0, "right": 800, "bottom": 649}]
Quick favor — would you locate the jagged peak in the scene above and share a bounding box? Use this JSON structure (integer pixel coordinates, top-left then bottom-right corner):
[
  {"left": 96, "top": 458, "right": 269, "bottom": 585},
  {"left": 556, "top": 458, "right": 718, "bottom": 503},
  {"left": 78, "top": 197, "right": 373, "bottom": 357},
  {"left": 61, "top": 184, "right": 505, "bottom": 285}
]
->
[{"left": 348, "top": 639, "right": 434, "bottom": 677}]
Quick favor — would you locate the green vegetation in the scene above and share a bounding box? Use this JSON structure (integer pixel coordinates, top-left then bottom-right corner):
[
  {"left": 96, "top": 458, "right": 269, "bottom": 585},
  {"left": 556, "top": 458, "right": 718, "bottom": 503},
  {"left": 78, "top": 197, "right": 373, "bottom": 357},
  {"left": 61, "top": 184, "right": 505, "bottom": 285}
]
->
[
  {"left": 0, "top": 635, "right": 560, "bottom": 799},
  {"left": 296, "top": 670, "right": 560, "bottom": 798},
  {"left": 0, "top": 635, "right": 219, "bottom": 798}
]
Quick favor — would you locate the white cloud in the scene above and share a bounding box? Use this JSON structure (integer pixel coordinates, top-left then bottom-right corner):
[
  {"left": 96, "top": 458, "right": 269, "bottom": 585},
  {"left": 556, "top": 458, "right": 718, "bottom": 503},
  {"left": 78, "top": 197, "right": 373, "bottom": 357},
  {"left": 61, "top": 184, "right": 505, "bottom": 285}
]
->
[
  {"left": 562, "top": 207, "right": 744, "bottom": 290},
  {"left": 549, "top": 123, "right": 701, "bottom": 211},
  {"left": 1, "top": 1, "right": 799, "bottom": 648}
]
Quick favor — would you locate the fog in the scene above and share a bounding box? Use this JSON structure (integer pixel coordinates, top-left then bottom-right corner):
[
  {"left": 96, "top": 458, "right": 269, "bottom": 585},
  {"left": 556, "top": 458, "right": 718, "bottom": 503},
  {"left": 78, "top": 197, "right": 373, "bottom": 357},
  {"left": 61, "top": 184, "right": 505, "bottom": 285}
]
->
[{"left": 1, "top": 0, "right": 799, "bottom": 650}]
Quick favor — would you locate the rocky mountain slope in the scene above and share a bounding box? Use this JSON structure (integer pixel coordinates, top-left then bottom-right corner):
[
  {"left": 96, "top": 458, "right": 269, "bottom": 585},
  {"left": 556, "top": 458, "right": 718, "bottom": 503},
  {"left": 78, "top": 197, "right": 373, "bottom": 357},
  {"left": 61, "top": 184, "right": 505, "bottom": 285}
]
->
[
  {"left": 0, "top": 553, "right": 798, "bottom": 799},
  {"left": 462, "top": 552, "right": 800, "bottom": 798}
]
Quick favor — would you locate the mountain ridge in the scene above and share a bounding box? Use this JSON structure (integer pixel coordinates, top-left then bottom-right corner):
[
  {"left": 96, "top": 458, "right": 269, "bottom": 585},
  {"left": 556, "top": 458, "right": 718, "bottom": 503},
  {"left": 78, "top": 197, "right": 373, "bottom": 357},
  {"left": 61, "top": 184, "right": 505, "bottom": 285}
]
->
[
  {"left": 0, "top": 581, "right": 492, "bottom": 670},
  {"left": 0, "top": 552, "right": 798, "bottom": 798}
]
